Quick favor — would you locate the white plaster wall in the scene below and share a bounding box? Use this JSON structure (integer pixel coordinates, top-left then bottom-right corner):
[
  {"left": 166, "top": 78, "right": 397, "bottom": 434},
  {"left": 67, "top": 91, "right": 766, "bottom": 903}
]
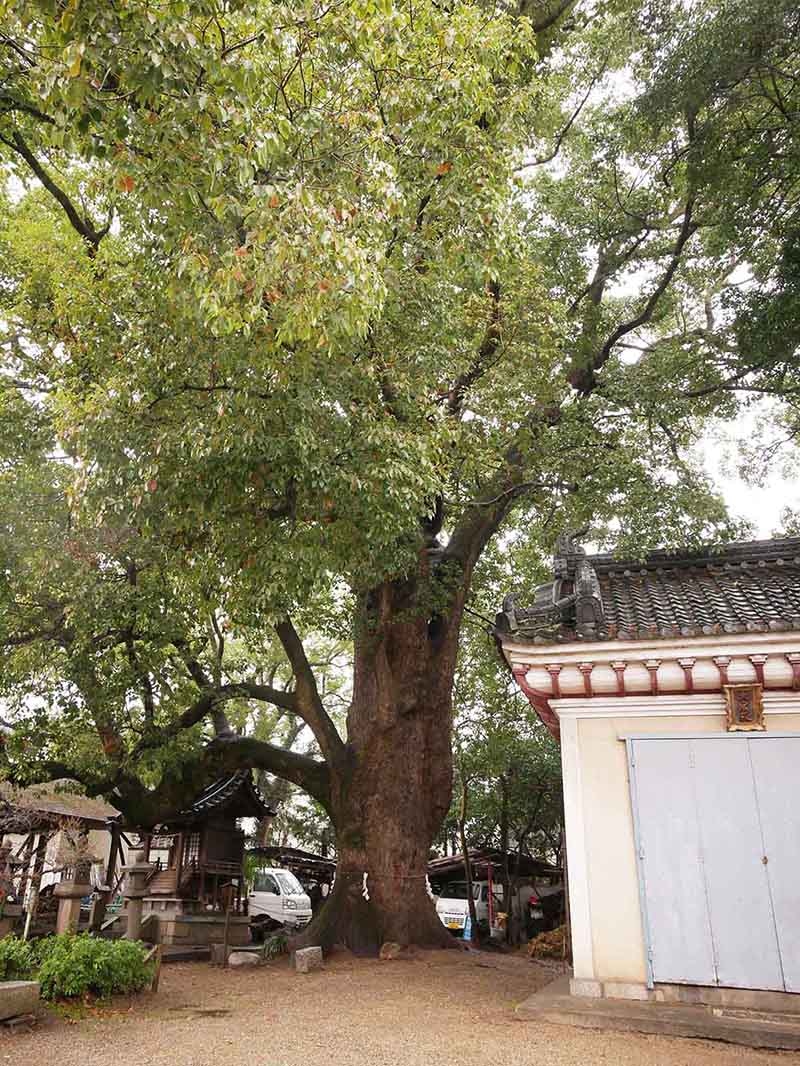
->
[{"left": 4, "top": 827, "right": 123, "bottom": 892}]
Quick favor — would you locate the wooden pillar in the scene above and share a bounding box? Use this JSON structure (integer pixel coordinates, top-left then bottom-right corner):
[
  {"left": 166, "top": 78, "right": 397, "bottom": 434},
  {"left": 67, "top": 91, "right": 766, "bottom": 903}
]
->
[
  {"left": 91, "top": 822, "right": 122, "bottom": 930},
  {"left": 23, "top": 833, "right": 50, "bottom": 939},
  {"left": 106, "top": 823, "right": 122, "bottom": 889},
  {"left": 16, "top": 831, "right": 36, "bottom": 905},
  {"left": 175, "top": 832, "right": 184, "bottom": 894}
]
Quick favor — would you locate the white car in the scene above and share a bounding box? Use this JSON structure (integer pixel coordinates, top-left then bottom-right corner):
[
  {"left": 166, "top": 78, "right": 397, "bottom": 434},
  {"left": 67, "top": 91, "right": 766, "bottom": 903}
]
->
[
  {"left": 249, "top": 867, "right": 313, "bottom": 935},
  {"left": 435, "top": 881, "right": 502, "bottom": 935}
]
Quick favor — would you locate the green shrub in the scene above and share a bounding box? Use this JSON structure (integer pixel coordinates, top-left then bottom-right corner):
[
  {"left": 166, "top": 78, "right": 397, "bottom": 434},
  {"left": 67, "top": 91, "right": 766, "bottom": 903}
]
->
[
  {"left": 0, "top": 935, "right": 37, "bottom": 981},
  {"left": 36, "top": 934, "right": 153, "bottom": 1000},
  {"left": 263, "top": 931, "right": 288, "bottom": 959}
]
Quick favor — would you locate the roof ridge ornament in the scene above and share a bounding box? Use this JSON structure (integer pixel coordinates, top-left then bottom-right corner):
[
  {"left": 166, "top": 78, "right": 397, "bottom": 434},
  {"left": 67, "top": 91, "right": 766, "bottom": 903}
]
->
[
  {"left": 554, "top": 529, "right": 587, "bottom": 573},
  {"left": 495, "top": 531, "right": 603, "bottom": 642}
]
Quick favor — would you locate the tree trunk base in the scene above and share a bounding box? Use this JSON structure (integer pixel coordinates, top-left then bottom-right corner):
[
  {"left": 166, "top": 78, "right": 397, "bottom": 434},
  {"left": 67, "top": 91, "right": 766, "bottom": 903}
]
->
[{"left": 290, "top": 871, "right": 455, "bottom": 956}]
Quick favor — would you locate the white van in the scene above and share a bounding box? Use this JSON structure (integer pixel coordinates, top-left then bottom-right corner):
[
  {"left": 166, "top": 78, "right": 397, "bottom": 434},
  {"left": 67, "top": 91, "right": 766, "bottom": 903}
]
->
[
  {"left": 248, "top": 867, "right": 313, "bottom": 934},
  {"left": 435, "top": 881, "right": 502, "bottom": 934}
]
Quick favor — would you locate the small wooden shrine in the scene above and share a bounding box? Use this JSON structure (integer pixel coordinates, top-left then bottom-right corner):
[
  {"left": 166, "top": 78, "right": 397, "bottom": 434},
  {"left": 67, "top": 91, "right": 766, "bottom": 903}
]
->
[{"left": 134, "top": 771, "right": 275, "bottom": 920}]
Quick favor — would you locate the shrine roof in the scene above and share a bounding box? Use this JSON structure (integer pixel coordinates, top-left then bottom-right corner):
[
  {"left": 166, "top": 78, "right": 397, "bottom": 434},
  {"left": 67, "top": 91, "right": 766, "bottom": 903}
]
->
[
  {"left": 248, "top": 844, "right": 336, "bottom": 880},
  {"left": 0, "top": 780, "right": 119, "bottom": 831},
  {"left": 181, "top": 771, "right": 276, "bottom": 822},
  {"left": 495, "top": 535, "right": 800, "bottom": 646}
]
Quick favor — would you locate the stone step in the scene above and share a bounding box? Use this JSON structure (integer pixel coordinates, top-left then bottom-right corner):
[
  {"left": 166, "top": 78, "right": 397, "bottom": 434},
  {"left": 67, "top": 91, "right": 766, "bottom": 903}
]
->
[
  {"left": 517, "top": 979, "right": 800, "bottom": 1051},
  {"left": 161, "top": 945, "right": 212, "bottom": 964}
]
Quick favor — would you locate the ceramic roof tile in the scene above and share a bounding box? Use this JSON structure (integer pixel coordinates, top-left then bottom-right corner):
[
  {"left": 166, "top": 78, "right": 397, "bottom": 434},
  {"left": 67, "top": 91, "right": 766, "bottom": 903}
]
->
[{"left": 496, "top": 536, "right": 800, "bottom": 645}]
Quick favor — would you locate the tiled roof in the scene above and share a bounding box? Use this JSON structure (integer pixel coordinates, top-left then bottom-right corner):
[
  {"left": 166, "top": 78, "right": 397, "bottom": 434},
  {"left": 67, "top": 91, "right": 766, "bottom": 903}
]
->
[
  {"left": 181, "top": 771, "right": 276, "bottom": 822},
  {"left": 496, "top": 536, "right": 800, "bottom": 644}
]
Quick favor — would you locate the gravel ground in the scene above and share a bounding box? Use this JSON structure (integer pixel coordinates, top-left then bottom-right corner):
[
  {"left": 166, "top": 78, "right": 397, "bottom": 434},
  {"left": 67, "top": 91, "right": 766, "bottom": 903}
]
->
[{"left": 2, "top": 950, "right": 797, "bottom": 1066}]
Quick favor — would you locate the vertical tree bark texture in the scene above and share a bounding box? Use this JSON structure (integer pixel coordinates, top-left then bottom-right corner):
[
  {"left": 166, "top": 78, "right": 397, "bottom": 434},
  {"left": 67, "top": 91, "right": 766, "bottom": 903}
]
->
[{"left": 297, "top": 574, "right": 462, "bottom": 954}]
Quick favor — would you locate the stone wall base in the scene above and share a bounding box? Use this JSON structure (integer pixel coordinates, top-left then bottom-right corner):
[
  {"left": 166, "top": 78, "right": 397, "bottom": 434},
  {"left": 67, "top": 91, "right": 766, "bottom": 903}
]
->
[
  {"left": 570, "top": 977, "right": 800, "bottom": 1010},
  {"left": 154, "top": 914, "right": 251, "bottom": 947}
]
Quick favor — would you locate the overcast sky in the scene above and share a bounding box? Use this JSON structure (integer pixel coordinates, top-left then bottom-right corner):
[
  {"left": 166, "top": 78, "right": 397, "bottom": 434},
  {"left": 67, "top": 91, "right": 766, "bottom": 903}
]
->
[{"left": 703, "top": 415, "right": 798, "bottom": 539}]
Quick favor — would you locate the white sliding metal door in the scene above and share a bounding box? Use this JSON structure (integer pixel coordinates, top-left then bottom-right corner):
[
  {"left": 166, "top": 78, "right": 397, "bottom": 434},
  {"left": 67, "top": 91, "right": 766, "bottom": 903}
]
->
[
  {"left": 628, "top": 738, "right": 716, "bottom": 985},
  {"left": 628, "top": 734, "right": 800, "bottom": 991},
  {"left": 747, "top": 739, "right": 800, "bottom": 992}
]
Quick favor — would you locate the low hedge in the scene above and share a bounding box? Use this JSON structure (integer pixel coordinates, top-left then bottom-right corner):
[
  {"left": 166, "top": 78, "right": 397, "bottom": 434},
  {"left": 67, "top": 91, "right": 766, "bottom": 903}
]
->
[
  {"left": 0, "top": 934, "right": 37, "bottom": 981},
  {"left": 0, "top": 934, "right": 153, "bottom": 1000}
]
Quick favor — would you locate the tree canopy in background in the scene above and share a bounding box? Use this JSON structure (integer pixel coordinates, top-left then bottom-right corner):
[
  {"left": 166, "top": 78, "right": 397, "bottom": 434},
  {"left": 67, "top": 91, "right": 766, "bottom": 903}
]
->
[{"left": 1, "top": 0, "right": 798, "bottom": 949}]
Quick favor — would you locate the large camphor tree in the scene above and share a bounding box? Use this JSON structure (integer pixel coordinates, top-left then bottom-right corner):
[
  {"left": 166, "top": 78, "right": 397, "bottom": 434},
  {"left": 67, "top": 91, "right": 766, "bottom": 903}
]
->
[{"left": 1, "top": 0, "right": 799, "bottom": 951}]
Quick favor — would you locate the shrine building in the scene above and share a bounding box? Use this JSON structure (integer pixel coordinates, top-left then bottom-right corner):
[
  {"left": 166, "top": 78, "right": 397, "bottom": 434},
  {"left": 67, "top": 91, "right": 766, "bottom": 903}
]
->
[{"left": 496, "top": 535, "right": 800, "bottom": 1004}]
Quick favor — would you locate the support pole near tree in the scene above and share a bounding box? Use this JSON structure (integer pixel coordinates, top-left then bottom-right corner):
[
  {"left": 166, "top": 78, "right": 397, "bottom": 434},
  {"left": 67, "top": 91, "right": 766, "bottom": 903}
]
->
[
  {"left": 22, "top": 833, "right": 48, "bottom": 940},
  {"left": 457, "top": 779, "right": 478, "bottom": 944}
]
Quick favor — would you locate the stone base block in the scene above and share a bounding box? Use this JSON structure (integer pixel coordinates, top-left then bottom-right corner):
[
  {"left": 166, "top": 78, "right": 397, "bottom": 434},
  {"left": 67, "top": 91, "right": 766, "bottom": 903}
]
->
[
  {"left": 603, "top": 981, "right": 651, "bottom": 1002},
  {"left": 570, "top": 977, "right": 652, "bottom": 1002},
  {"left": 570, "top": 978, "right": 603, "bottom": 998},
  {"left": 573, "top": 978, "right": 800, "bottom": 1008},
  {"left": 655, "top": 983, "right": 800, "bottom": 1011},
  {"left": 210, "top": 943, "right": 228, "bottom": 966},
  {"left": 0, "top": 915, "right": 20, "bottom": 939},
  {"left": 157, "top": 915, "right": 251, "bottom": 947},
  {"left": 0, "top": 982, "right": 40, "bottom": 1022},
  {"left": 56, "top": 897, "right": 83, "bottom": 935},
  {"left": 228, "top": 951, "right": 260, "bottom": 968},
  {"left": 294, "top": 946, "right": 323, "bottom": 974}
]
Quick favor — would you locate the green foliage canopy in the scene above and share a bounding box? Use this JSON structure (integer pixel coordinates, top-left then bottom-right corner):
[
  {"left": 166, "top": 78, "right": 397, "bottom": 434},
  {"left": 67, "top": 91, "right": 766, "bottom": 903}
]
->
[{"left": 0, "top": 0, "right": 798, "bottom": 827}]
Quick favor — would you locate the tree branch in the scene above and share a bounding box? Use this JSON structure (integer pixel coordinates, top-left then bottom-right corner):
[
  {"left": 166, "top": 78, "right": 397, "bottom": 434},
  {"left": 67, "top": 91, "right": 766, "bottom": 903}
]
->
[
  {"left": 447, "top": 280, "right": 502, "bottom": 416},
  {"left": 1, "top": 132, "right": 110, "bottom": 254},
  {"left": 208, "top": 735, "right": 331, "bottom": 809},
  {"left": 523, "top": 0, "right": 577, "bottom": 33},
  {"left": 128, "top": 678, "right": 300, "bottom": 761},
  {"left": 516, "top": 55, "right": 608, "bottom": 171},
  {"left": 275, "top": 619, "right": 345, "bottom": 764},
  {"left": 442, "top": 404, "right": 562, "bottom": 595},
  {"left": 568, "top": 197, "right": 698, "bottom": 394}
]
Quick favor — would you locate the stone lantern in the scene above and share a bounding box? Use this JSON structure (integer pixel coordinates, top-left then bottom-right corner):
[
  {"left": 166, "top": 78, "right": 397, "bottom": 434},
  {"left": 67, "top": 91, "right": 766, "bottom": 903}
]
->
[
  {"left": 54, "top": 860, "right": 93, "bottom": 935},
  {"left": 121, "top": 848, "right": 153, "bottom": 941}
]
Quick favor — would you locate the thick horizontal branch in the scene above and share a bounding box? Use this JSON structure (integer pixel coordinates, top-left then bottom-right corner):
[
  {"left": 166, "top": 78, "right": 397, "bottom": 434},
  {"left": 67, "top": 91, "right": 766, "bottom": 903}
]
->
[
  {"left": 0, "top": 97, "right": 56, "bottom": 125},
  {"left": 208, "top": 735, "right": 331, "bottom": 809},
  {"left": 129, "top": 678, "right": 299, "bottom": 760}
]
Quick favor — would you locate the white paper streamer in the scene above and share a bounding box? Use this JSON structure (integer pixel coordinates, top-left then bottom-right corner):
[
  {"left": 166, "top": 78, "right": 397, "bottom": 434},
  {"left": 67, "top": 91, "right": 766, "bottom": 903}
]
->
[{"left": 362, "top": 872, "right": 370, "bottom": 901}]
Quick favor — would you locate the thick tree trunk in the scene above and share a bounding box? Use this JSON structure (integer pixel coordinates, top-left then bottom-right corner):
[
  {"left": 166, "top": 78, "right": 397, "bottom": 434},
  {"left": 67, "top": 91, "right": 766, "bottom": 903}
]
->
[
  {"left": 298, "top": 747, "right": 455, "bottom": 953},
  {"left": 297, "top": 573, "right": 461, "bottom": 955}
]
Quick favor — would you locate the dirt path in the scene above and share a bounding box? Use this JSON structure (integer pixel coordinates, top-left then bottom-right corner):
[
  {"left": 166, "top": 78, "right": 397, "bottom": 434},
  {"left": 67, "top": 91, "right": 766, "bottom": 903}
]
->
[{"left": 2, "top": 951, "right": 796, "bottom": 1066}]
